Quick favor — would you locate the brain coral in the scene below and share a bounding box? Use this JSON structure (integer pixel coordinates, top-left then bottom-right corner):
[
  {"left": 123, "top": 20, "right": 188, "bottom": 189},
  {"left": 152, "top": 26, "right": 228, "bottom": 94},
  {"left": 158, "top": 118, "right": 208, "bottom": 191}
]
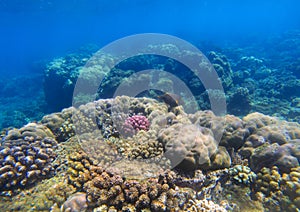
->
[{"left": 158, "top": 123, "right": 226, "bottom": 171}]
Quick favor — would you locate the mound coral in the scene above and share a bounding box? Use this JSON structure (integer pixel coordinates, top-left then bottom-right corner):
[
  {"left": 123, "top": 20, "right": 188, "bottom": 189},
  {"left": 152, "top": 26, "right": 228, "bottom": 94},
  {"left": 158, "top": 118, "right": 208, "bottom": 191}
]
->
[{"left": 158, "top": 123, "right": 230, "bottom": 171}]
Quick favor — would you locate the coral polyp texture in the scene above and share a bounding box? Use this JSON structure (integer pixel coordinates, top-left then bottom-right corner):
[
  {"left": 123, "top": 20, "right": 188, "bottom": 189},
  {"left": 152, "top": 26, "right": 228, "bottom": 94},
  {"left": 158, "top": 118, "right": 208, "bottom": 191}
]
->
[
  {"left": 0, "top": 96, "right": 300, "bottom": 211},
  {"left": 122, "top": 115, "right": 150, "bottom": 137},
  {"left": 0, "top": 123, "right": 57, "bottom": 192}
]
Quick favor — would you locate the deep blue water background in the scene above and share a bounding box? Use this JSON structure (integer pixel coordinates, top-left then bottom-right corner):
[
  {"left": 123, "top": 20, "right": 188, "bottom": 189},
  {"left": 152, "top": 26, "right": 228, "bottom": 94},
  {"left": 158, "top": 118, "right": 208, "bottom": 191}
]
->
[
  {"left": 1, "top": 0, "right": 299, "bottom": 76},
  {"left": 0, "top": 0, "right": 300, "bottom": 128}
]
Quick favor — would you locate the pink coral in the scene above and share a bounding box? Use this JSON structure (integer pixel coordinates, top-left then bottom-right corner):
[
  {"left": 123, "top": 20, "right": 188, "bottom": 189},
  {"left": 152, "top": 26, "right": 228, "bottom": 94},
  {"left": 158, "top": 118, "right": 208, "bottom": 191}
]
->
[{"left": 122, "top": 115, "right": 150, "bottom": 137}]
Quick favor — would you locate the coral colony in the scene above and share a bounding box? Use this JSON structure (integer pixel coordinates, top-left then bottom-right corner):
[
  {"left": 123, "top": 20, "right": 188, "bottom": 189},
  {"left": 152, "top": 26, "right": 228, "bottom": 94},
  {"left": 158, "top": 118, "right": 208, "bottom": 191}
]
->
[
  {"left": 1, "top": 96, "right": 300, "bottom": 211},
  {"left": 122, "top": 115, "right": 150, "bottom": 137},
  {"left": 1, "top": 32, "right": 300, "bottom": 211}
]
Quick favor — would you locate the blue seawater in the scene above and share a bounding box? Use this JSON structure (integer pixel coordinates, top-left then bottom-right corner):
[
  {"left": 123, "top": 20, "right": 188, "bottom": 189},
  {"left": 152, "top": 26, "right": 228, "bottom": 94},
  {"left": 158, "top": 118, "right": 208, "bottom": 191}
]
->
[
  {"left": 1, "top": 1, "right": 300, "bottom": 211},
  {"left": 0, "top": 0, "right": 299, "bottom": 127}
]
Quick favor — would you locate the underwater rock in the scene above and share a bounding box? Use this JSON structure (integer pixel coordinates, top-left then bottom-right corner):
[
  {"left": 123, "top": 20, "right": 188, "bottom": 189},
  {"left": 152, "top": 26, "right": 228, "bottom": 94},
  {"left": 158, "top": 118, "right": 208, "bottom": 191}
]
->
[
  {"left": 238, "top": 112, "right": 300, "bottom": 173},
  {"left": 210, "top": 146, "right": 231, "bottom": 170},
  {"left": 220, "top": 114, "right": 249, "bottom": 150},
  {"left": 190, "top": 111, "right": 249, "bottom": 150},
  {"left": 41, "top": 107, "right": 76, "bottom": 142},
  {"left": 249, "top": 142, "right": 300, "bottom": 173}
]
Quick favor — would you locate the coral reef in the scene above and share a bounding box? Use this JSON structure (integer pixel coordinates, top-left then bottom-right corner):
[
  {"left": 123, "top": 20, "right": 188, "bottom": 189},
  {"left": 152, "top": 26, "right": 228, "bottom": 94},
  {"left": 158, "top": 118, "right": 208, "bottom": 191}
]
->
[
  {"left": 227, "top": 87, "right": 251, "bottom": 116},
  {"left": 44, "top": 45, "right": 98, "bottom": 111},
  {"left": 0, "top": 96, "right": 300, "bottom": 211},
  {"left": 0, "top": 123, "right": 57, "bottom": 193},
  {"left": 207, "top": 51, "right": 233, "bottom": 91},
  {"left": 41, "top": 107, "right": 75, "bottom": 142},
  {"left": 253, "top": 166, "right": 300, "bottom": 211},
  {"left": 184, "top": 198, "right": 227, "bottom": 212},
  {"left": 157, "top": 117, "right": 233, "bottom": 172},
  {"left": 121, "top": 115, "right": 150, "bottom": 137},
  {"left": 158, "top": 123, "right": 220, "bottom": 171},
  {"left": 229, "top": 165, "right": 256, "bottom": 186},
  {"left": 0, "top": 74, "right": 46, "bottom": 129},
  {"left": 238, "top": 112, "right": 300, "bottom": 173}
]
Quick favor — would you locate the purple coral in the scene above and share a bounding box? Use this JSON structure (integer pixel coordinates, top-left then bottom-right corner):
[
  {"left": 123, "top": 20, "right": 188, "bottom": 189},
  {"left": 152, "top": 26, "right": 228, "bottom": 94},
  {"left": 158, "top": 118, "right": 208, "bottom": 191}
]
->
[{"left": 122, "top": 115, "right": 150, "bottom": 137}]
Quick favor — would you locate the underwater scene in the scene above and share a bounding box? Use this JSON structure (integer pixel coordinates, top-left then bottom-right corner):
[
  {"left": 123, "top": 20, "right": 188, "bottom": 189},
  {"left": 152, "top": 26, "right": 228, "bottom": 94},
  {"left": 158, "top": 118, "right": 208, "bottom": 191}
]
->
[{"left": 0, "top": 0, "right": 300, "bottom": 211}]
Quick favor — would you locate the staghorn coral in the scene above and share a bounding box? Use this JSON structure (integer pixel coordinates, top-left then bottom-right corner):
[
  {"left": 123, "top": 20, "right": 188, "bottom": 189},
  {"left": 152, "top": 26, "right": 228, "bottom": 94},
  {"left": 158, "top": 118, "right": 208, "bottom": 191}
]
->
[{"left": 0, "top": 123, "right": 57, "bottom": 193}]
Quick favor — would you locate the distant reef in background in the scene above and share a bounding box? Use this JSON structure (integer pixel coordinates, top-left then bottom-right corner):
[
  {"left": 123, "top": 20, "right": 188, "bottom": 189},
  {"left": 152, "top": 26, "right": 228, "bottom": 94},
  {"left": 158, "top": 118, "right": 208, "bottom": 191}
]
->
[
  {"left": 0, "top": 31, "right": 299, "bottom": 129},
  {"left": 44, "top": 31, "right": 300, "bottom": 122}
]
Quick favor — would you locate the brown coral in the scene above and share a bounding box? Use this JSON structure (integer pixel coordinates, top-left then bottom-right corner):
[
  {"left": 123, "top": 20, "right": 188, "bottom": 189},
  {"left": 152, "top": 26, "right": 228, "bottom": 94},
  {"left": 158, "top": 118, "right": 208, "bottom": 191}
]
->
[
  {"left": 158, "top": 123, "right": 225, "bottom": 171},
  {"left": 0, "top": 123, "right": 58, "bottom": 192}
]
